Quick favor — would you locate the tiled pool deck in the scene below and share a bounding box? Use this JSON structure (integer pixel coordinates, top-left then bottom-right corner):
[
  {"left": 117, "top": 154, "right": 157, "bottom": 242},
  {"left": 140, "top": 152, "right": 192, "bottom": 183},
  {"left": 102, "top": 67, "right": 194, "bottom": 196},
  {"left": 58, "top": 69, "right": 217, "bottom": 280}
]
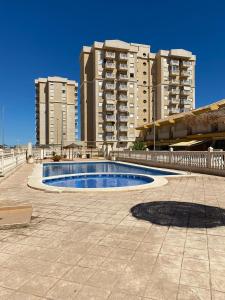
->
[{"left": 0, "top": 164, "right": 225, "bottom": 299}]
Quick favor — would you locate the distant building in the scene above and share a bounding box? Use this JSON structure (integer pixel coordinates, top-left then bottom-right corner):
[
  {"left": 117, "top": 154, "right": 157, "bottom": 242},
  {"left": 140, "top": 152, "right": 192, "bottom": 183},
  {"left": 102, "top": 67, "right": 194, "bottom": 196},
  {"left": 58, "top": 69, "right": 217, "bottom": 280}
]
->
[
  {"left": 35, "top": 76, "right": 78, "bottom": 146},
  {"left": 137, "top": 99, "right": 225, "bottom": 150},
  {"left": 80, "top": 39, "right": 195, "bottom": 151}
]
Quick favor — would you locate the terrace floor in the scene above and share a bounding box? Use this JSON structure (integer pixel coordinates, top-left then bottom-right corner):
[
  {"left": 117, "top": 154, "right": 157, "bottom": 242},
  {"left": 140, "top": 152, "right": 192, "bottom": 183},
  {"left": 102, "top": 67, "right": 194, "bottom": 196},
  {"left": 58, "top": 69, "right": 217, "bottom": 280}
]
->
[{"left": 0, "top": 163, "right": 225, "bottom": 299}]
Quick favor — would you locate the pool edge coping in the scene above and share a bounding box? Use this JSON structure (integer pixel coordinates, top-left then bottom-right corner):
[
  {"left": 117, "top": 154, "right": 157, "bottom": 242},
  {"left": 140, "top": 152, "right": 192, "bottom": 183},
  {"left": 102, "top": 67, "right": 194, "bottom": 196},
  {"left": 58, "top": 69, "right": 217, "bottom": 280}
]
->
[{"left": 28, "top": 163, "right": 169, "bottom": 193}]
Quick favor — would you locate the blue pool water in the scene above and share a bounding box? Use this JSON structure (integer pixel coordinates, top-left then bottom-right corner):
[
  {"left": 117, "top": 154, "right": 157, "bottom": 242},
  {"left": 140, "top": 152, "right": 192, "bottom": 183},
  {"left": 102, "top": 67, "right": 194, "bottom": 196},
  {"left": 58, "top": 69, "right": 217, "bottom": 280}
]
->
[
  {"left": 43, "top": 173, "right": 154, "bottom": 189},
  {"left": 43, "top": 161, "right": 178, "bottom": 177}
]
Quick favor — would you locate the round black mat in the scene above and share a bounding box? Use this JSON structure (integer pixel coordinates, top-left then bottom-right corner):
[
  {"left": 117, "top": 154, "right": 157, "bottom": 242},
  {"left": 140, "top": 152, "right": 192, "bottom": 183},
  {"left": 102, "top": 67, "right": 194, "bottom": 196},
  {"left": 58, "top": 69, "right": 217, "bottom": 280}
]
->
[{"left": 130, "top": 201, "right": 225, "bottom": 228}]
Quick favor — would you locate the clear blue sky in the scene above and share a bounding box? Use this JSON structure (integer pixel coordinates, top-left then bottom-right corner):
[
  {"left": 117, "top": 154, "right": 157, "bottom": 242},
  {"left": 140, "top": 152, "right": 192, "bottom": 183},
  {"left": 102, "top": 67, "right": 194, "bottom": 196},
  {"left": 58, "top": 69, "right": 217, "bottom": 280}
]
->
[{"left": 0, "top": 0, "right": 225, "bottom": 145}]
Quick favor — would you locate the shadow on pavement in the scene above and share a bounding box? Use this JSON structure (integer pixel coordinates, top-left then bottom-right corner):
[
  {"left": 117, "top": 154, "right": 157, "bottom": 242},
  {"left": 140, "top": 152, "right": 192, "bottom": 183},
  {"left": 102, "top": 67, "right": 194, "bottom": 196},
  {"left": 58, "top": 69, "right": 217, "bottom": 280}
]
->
[{"left": 131, "top": 201, "right": 225, "bottom": 228}]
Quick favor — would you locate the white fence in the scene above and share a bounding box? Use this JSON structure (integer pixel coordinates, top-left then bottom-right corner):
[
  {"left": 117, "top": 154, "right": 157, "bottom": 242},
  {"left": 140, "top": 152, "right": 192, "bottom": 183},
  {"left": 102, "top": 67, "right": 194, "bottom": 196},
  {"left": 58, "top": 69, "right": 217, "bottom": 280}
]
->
[
  {"left": 109, "top": 149, "right": 225, "bottom": 176},
  {"left": 0, "top": 150, "right": 27, "bottom": 176}
]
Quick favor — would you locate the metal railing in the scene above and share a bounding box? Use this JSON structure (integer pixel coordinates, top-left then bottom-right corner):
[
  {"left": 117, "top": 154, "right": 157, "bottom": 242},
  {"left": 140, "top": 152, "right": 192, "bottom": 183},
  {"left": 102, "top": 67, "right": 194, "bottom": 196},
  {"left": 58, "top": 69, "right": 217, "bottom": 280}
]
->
[
  {"left": 0, "top": 149, "right": 27, "bottom": 176},
  {"left": 109, "top": 149, "right": 225, "bottom": 176}
]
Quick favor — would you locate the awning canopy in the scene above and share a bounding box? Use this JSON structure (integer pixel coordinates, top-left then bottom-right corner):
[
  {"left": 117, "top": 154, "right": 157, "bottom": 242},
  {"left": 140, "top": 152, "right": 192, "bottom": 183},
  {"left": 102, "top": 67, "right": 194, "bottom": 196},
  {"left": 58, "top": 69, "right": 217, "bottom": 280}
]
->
[{"left": 170, "top": 140, "right": 206, "bottom": 147}]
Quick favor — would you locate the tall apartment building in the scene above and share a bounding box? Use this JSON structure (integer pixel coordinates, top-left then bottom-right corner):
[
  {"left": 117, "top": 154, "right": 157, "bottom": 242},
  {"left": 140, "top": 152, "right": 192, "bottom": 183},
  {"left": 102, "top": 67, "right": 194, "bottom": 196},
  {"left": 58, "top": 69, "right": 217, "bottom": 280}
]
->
[
  {"left": 80, "top": 40, "right": 196, "bottom": 150},
  {"left": 35, "top": 76, "right": 78, "bottom": 146}
]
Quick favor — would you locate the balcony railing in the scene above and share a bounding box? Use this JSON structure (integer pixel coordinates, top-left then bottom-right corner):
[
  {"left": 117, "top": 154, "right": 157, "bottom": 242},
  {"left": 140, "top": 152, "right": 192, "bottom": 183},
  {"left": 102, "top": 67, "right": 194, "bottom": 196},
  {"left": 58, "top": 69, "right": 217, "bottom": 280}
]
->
[
  {"left": 118, "top": 106, "right": 128, "bottom": 112},
  {"left": 105, "top": 62, "right": 115, "bottom": 69},
  {"left": 181, "top": 90, "right": 191, "bottom": 95},
  {"left": 181, "top": 80, "right": 192, "bottom": 85},
  {"left": 118, "top": 84, "right": 128, "bottom": 91},
  {"left": 119, "top": 116, "right": 129, "bottom": 122},
  {"left": 105, "top": 94, "right": 115, "bottom": 100},
  {"left": 170, "top": 60, "right": 179, "bottom": 66},
  {"left": 105, "top": 72, "right": 115, "bottom": 79},
  {"left": 119, "top": 126, "right": 128, "bottom": 131},
  {"left": 105, "top": 104, "right": 115, "bottom": 111},
  {"left": 182, "top": 61, "right": 192, "bottom": 68},
  {"left": 170, "top": 79, "right": 180, "bottom": 85},
  {"left": 170, "top": 89, "right": 179, "bottom": 95},
  {"left": 105, "top": 126, "right": 115, "bottom": 132},
  {"left": 170, "top": 98, "right": 180, "bottom": 104},
  {"left": 118, "top": 63, "right": 128, "bottom": 70},
  {"left": 181, "top": 71, "right": 191, "bottom": 77},
  {"left": 169, "top": 108, "right": 180, "bottom": 114},
  {"left": 118, "top": 94, "right": 128, "bottom": 101},
  {"left": 105, "top": 83, "right": 115, "bottom": 90},
  {"left": 118, "top": 74, "right": 129, "bottom": 81},
  {"left": 105, "top": 51, "right": 115, "bottom": 59},
  {"left": 105, "top": 115, "right": 116, "bottom": 121},
  {"left": 118, "top": 136, "right": 128, "bottom": 141},
  {"left": 170, "top": 69, "right": 179, "bottom": 75},
  {"left": 119, "top": 53, "right": 128, "bottom": 60},
  {"left": 105, "top": 135, "right": 115, "bottom": 141},
  {"left": 181, "top": 99, "right": 192, "bottom": 105}
]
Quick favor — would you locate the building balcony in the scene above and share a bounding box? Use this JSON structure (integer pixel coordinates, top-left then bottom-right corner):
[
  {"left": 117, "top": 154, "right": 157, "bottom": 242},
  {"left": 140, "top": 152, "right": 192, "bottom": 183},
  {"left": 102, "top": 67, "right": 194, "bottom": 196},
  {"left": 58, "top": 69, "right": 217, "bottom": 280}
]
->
[
  {"left": 118, "top": 94, "right": 128, "bottom": 101},
  {"left": 169, "top": 108, "right": 180, "bottom": 114},
  {"left": 105, "top": 72, "right": 115, "bottom": 79},
  {"left": 119, "top": 126, "right": 128, "bottom": 131},
  {"left": 105, "top": 83, "right": 115, "bottom": 90},
  {"left": 118, "top": 105, "right": 128, "bottom": 112},
  {"left": 170, "top": 79, "right": 180, "bottom": 85},
  {"left": 170, "top": 60, "right": 179, "bottom": 66},
  {"left": 118, "top": 73, "right": 129, "bottom": 81},
  {"left": 181, "top": 79, "right": 192, "bottom": 86},
  {"left": 180, "top": 71, "right": 191, "bottom": 77},
  {"left": 105, "top": 115, "right": 116, "bottom": 121},
  {"left": 118, "top": 63, "right": 128, "bottom": 70},
  {"left": 181, "top": 89, "right": 191, "bottom": 95},
  {"left": 170, "top": 89, "right": 179, "bottom": 95},
  {"left": 105, "top": 61, "right": 115, "bottom": 69},
  {"left": 170, "top": 98, "right": 180, "bottom": 104},
  {"left": 119, "top": 53, "right": 128, "bottom": 60},
  {"left": 105, "top": 135, "right": 115, "bottom": 141},
  {"left": 119, "top": 116, "right": 129, "bottom": 122},
  {"left": 105, "top": 94, "right": 115, "bottom": 100},
  {"left": 105, "top": 51, "right": 115, "bottom": 59},
  {"left": 105, "top": 126, "right": 115, "bottom": 132},
  {"left": 181, "top": 61, "right": 192, "bottom": 68},
  {"left": 180, "top": 99, "right": 192, "bottom": 105},
  {"left": 119, "top": 136, "right": 128, "bottom": 141},
  {"left": 118, "top": 84, "right": 128, "bottom": 91},
  {"left": 105, "top": 104, "right": 115, "bottom": 111},
  {"left": 170, "top": 69, "right": 179, "bottom": 76}
]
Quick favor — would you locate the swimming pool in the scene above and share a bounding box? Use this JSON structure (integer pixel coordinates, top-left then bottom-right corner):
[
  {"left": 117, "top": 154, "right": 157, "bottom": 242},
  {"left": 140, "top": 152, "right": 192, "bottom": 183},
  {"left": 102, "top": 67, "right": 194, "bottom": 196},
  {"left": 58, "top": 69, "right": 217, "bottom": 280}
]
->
[
  {"left": 43, "top": 173, "right": 154, "bottom": 189},
  {"left": 43, "top": 161, "right": 179, "bottom": 177}
]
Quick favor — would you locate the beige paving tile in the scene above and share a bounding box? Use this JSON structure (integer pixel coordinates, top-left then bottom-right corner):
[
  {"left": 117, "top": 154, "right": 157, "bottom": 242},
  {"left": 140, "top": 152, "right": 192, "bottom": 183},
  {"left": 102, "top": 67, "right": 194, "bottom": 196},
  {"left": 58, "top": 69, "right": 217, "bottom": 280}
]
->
[
  {"left": 19, "top": 274, "right": 58, "bottom": 297},
  {"left": 108, "top": 291, "right": 142, "bottom": 299},
  {"left": 46, "top": 279, "right": 81, "bottom": 300},
  {"left": 212, "top": 290, "right": 225, "bottom": 300},
  {"left": 76, "top": 285, "right": 110, "bottom": 299},
  {"left": 182, "top": 257, "right": 210, "bottom": 272},
  {"left": 87, "top": 269, "right": 119, "bottom": 290},
  {"left": 78, "top": 254, "right": 105, "bottom": 268},
  {"left": 144, "top": 279, "right": 179, "bottom": 300},
  {"left": 0, "top": 286, "right": 14, "bottom": 300},
  {"left": 63, "top": 266, "right": 95, "bottom": 284},
  {"left": 211, "top": 273, "right": 225, "bottom": 293},
  {"left": 8, "top": 292, "right": 43, "bottom": 300},
  {"left": 0, "top": 269, "right": 33, "bottom": 290},
  {"left": 177, "top": 285, "right": 211, "bottom": 300},
  {"left": 100, "top": 258, "right": 128, "bottom": 273},
  {"left": 180, "top": 269, "right": 210, "bottom": 289}
]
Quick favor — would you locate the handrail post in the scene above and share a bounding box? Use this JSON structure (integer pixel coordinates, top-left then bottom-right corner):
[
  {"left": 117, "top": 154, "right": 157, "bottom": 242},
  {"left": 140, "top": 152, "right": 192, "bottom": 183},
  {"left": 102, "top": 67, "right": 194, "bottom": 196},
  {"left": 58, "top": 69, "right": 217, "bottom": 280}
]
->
[
  {"left": 169, "top": 147, "right": 173, "bottom": 164},
  {"left": 207, "top": 147, "right": 213, "bottom": 168}
]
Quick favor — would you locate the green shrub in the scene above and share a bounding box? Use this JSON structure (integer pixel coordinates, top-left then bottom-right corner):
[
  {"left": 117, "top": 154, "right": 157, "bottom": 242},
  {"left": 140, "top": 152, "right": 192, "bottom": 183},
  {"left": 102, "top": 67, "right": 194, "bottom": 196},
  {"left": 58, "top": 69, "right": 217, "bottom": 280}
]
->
[{"left": 52, "top": 155, "right": 61, "bottom": 162}]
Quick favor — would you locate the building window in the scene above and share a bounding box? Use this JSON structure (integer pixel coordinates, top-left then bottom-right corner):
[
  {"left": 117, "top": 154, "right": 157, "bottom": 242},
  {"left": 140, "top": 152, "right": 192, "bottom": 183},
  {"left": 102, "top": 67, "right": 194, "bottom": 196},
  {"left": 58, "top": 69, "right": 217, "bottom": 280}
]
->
[
  {"left": 130, "top": 113, "right": 134, "bottom": 117},
  {"left": 129, "top": 83, "right": 134, "bottom": 88},
  {"left": 130, "top": 103, "right": 134, "bottom": 107},
  {"left": 98, "top": 102, "right": 103, "bottom": 107},
  {"left": 143, "top": 81, "right": 147, "bottom": 85},
  {"left": 130, "top": 93, "right": 134, "bottom": 98},
  {"left": 62, "top": 90, "right": 66, "bottom": 94},
  {"left": 143, "top": 71, "right": 147, "bottom": 75},
  {"left": 130, "top": 53, "right": 134, "bottom": 58},
  {"left": 143, "top": 90, "right": 147, "bottom": 94},
  {"left": 143, "top": 53, "right": 147, "bottom": 57},
  {"left": 130, "top": 123, "right": 134, "bottom": 128},
  {"left": 143, "top": 109, "right": 147, "bottom": 113},
  {"left": 143, "top": 118, "right": 147, "bottom": 122},
  {"left": 99, "top": 92, "right": 103, "bottom": 97},
  {"left": 130, "top": 73, "right": 134, "bottom": 78},
  {"left": 143, "top": 100, "right": 147, "bottom": 103},
  {"left": 143, "top": 62, "right": 147, "bottom": 66}
]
